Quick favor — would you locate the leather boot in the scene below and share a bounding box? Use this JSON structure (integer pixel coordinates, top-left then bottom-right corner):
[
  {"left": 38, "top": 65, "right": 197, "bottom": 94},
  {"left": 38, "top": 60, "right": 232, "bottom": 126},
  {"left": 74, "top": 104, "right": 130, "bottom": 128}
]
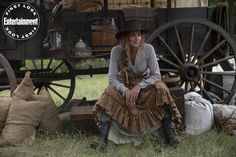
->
[
  {"left": 162, "top": 109, "right": 180, "bottom": 147},
  {"left": 90, "top": 112, "right": 111, "bottom": 151}
]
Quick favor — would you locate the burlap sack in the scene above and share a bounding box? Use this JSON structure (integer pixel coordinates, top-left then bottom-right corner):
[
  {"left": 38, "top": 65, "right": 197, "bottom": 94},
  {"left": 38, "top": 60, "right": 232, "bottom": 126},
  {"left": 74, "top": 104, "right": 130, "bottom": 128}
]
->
[
  {"left": 62, "top": 0, "right": 102, "bottom": 12},
  {"left": 31, "top": 87, "right": 63, "bottom": 134},
  {"left": 13, "top": 72, "right": 34, "bottom": 100},
  {"left": 0, "top": 97, "right": 12, "bottom": 133},
  {"left": 213, "top": 104, "right": 236, "bottom": 135},
  {"left": 0, "top": 97, "right": 47, "bottom": 146}
]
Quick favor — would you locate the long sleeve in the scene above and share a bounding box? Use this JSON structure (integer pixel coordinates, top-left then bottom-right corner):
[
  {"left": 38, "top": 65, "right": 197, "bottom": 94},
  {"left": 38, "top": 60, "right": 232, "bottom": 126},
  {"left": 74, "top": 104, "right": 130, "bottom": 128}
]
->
[
  {"left": 138, "top": 45, "right": 161, "bottom": 88},
  {"left": 108, "top": 47, "right": 128, "bottom": 95}
]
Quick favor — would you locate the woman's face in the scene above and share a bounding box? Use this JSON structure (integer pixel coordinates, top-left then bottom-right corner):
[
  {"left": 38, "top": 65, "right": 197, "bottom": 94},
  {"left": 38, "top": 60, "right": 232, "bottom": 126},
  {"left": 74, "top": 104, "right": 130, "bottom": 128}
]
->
[{"left": 127, "top": 31, "right": 142, "bottom": 49}]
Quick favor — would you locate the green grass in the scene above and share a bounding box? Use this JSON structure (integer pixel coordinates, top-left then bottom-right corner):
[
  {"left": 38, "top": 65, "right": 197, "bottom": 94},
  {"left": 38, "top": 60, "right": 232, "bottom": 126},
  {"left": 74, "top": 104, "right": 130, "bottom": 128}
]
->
[
  {"left": 0, "top": 130, "right": 235, "bottom": 157},
  {"left": 46, "top": 74, "right": 108, "bottom": 106},
  {"left": 74, "top": 74, "right": 108, "bottom": 100},
  {"left": 1, "top": 74, "right": 236, "bottom": 157}
]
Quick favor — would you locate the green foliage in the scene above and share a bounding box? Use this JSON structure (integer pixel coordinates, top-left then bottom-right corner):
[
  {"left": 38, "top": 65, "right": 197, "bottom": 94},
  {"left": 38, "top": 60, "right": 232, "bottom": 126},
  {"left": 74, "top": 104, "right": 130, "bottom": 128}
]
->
[
  {"left": 74, "top": 58, "right": 109, "bottom": 69},
  {"left": 23, "top": 59, "right": 70, "bottom": 73},
  {"left": 45, "top": 75, "right": 108, "bottom": 106},
  {"left": 23, "top": 58, "right": 108, "bottom": 75},
  {"left": 209, "top": 0, "right": 228, "bottom": 6},
  {"left": 74, "top": 74, "right": 108, "bottom": 99}
]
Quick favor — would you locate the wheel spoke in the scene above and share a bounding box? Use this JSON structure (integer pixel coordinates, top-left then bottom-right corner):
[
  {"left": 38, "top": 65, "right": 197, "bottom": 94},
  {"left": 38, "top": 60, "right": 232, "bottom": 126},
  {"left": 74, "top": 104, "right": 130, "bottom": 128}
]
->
[
  {"left": 202, "top": 88, "right": 215, "bottom": 103},
  {"left": 34, "top": 87, "right": 42, "bottom": 95},
  {"left": 157, "top": 35, "right": 183, "bottom": 66},
  {"left": 0, "top": 53, "right": 17, "bottom": 95},
  {"left": 50, "top": 82, "right": 70, "bottom": 88},
  {"left": 190, "top": 81, "right": 195, "bottom": 91},
  {"left": 157, "top": 54, "right": 181, "bottom": 69},
  {"left": 174, "top": 26, "right": 185, "bottom": 63},
  {"left": 201, "top": 71, "right": 236, "bottom": 76},
  {"left": 202, "top": 77, "right": 231, "bottom": 94},
  {"left": 185, "top": 81, "right": 189, "bottom": 92},
  {"left": 47, "top": 85, "right": 66, "bottom": 101},
  {"left": 23, "top": 66, "right": 29, "bottom": 70},
  {"left": 32, "top": 59, "right": 38, "bottom": 69},
  {"left": 51, "top": 61, "right": 65, "bottom": 73},
  {"left": 160, "top": 68, "right": 179, "bottom": 73},
  {"left": 198, "top": 55, "right": 234, "bottom": 69},
  {"left": 188, "top": 24, "right": 195, "bottom": 62},
  {"left": 178, "top": 80, "right": 184, "bottom": 87},
  {"left": 47, "top": 59, "right": 53, "bottom": 70},
  {"left": 197, "top": 39, "right": 226, "bottom": 66},
  {"left": 191, "top": 29, "right": 212, "bottom": 63},
  {"left": 194, "top": 80, "right": 215, "bottom": 102},
  {"left": 41, "top": 59, "right": 43, "bottom": 69}
]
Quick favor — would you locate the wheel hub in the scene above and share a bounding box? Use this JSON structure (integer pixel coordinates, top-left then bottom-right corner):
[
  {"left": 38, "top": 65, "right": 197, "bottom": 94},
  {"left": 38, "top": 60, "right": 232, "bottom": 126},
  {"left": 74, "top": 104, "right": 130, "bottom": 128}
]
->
[{"left": 181, "top": 63, "right": 199, "bottom": 81}]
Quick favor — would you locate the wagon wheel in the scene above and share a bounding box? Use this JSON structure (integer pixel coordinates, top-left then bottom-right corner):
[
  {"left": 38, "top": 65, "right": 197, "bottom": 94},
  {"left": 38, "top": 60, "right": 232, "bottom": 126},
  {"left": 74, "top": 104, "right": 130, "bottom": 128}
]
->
[
  {"left": 22, "top": 59, "right": 75, "bottom": 107},
  {"left": 0, "top": 53, "right": 17, "bottom": 95},
  {"left": 146, "top": 19, "right": 236, "bottom": 104}
]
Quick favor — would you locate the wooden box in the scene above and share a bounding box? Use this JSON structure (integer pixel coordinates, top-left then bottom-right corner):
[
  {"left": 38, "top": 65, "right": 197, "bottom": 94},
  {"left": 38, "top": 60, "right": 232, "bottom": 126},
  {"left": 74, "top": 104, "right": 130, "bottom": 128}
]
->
[
  {"left": 169, "top": 87, "right": 185, "bottom": 118},
  {"left": 70, "top": 105, "right": 98, "bottom": 134}
]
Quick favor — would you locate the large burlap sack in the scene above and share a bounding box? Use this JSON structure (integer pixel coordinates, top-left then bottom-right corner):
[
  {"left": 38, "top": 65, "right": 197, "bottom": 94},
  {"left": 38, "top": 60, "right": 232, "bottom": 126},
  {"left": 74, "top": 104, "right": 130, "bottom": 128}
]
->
[
  {"left": 31, "top": 87, "right": 63, "bottom": 134},
  {"left": 213, "top": 104, "right": 236, "bottom": 135},
  {"left": 0, "top": 97, "right": 12, "bottom": 133},
  {"left": 13, "top": 72, "right": 35, "bottom": 100},
  {"left": 184, "top": 92, "right": 214, "bottom": 135},
  {"left": 0, "top": 97, "right": 47, "bottom": 146},
  {"left": 62, "top": 0, "right": 102, "bottom": 12}
]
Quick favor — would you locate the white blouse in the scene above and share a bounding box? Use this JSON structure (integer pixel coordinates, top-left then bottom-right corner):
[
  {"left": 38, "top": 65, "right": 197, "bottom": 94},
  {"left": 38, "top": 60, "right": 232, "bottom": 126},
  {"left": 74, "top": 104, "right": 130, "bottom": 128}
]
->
[{"left": 108, "top": 43, "right": 161, "bottom": 95}]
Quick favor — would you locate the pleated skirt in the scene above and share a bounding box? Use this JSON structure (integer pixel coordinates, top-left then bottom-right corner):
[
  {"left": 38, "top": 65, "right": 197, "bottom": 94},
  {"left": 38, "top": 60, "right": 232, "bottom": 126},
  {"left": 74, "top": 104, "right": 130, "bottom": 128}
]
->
[{"left": 93, "top": 81, "right": 182, "bottom": 135}]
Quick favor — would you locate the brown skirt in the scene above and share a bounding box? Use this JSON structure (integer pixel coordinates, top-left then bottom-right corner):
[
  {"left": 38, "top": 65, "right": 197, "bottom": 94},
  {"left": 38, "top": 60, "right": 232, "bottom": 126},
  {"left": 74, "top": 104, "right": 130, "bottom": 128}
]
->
[{"left": 93, "top": 81, "right": 182, "bottom": 135}]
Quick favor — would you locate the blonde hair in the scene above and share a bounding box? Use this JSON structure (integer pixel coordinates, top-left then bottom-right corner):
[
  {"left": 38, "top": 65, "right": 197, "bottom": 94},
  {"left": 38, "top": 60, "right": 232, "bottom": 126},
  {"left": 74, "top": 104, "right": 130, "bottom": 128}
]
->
[
  {"left": 119, "top": 34, "right": 145, "bottom": 84},
  {"left": 120, "top": 34, "right": 145, "bottom": 67}
]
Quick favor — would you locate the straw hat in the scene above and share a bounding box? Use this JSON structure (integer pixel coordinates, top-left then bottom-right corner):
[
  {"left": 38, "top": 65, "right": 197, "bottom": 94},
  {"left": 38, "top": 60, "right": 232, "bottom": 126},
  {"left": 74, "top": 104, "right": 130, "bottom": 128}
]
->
[{"left": 115, "top": 20, "right": 148, "bottom": 39}]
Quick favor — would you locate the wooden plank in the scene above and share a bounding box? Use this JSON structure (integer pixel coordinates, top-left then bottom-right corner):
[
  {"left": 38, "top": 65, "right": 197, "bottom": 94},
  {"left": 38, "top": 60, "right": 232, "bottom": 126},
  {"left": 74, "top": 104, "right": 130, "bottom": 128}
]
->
[{"left": 70, "top": 105, "right": 95, "bottom": 120}]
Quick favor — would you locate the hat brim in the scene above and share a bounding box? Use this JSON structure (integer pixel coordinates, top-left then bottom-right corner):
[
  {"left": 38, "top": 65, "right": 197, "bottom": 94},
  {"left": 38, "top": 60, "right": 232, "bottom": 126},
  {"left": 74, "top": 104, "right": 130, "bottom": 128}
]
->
[{"left": 115, "top": 30, "right": 148, "bottom": 39}]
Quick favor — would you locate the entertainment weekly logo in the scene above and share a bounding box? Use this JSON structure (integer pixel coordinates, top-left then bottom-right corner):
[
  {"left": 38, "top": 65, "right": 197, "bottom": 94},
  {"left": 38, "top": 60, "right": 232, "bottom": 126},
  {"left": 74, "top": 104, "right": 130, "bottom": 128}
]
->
[{"left": 2, "top": 2, "right": 40, "bottom": 40}]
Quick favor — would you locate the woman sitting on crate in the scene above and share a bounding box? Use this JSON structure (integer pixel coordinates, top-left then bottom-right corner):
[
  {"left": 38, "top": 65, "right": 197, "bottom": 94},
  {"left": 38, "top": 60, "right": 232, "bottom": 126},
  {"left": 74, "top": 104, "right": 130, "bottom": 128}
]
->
[{"left": 91, "top": 20, "right": 182, "bottom": 149}]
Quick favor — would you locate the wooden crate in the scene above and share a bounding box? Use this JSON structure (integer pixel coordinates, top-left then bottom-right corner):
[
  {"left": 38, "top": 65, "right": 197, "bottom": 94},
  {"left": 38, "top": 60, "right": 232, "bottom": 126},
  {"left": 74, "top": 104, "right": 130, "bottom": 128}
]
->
[
  {"left": 70, "top": 105, "right": 98, "bottom": 134},
  {"left": 169, "top": 87, "right": 185, "bottom": 119}
]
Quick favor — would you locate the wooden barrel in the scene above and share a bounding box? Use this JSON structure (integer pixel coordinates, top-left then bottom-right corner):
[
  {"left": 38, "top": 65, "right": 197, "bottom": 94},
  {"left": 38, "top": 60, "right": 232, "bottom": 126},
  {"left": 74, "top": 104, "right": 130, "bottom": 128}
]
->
[{"left": 91, "top": 17, "right": 118, "bottom": 54}]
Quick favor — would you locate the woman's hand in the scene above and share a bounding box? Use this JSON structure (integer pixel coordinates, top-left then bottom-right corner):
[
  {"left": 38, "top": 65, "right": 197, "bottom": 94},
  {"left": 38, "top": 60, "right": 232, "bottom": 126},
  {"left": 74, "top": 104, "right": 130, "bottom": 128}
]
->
[
  {"left": 130, "top": 85, "right": 141, "bottom": 105},
  {"left": 125, "top": 85, "right": 141, "bottom": 109},
  {"left": 125, "top": 89, "right": 132, "bottom": 109}
]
